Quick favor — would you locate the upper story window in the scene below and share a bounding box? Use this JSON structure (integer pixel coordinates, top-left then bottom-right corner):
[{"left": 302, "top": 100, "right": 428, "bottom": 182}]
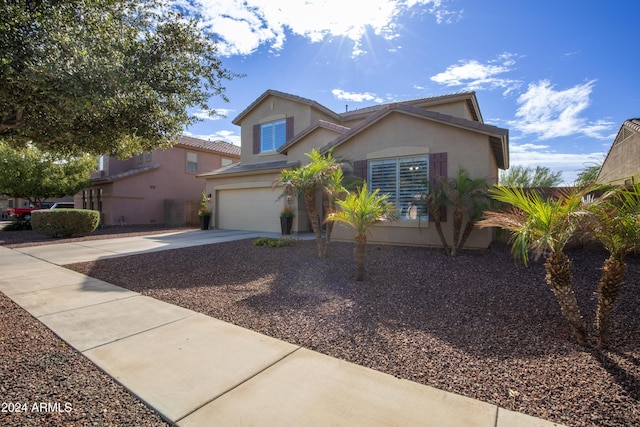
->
[
  {"left": 369, "top": 156, "right": 429, "bottom": 220},
  {"left": 221, "top": 157, "right": 233, "bottom": 166},
  {"left": 186, "top": 151, "right": 198, "bottom": 173},
  {"left": 261, "top": 119, "right": 286, "bottom": 152},
  {"left": 253, "top": 117, "right": 293, "bottom": 154}
]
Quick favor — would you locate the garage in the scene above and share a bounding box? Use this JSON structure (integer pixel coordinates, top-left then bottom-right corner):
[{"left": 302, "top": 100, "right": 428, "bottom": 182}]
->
[{"left": 217, "top": 187, "right": 282, "bottom": 232}]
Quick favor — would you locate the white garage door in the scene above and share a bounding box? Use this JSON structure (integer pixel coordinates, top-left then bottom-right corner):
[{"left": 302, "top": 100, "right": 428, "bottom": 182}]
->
[{"left": 217, "top": 187, "right": 282, "bottom": 232}]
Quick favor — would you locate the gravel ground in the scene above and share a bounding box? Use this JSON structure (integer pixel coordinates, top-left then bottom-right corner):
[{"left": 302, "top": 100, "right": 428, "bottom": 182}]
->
[
  {"left": 0, "top": 291, "right": 172, "bottom": 427},
  {"left": 2, "top": 227, "right": 639, "bottom": 426}
]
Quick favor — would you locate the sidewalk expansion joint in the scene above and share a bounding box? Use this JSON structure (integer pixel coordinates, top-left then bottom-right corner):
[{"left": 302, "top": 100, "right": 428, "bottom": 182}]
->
[
  {"left": 78, "top": 312, "right": 198, "bottom": 352},
  {"left": 35, "top": 293, "right": 143, "bottom": 318},
  {"left": 174, "top": 346, "right": 303, "bottom": 423}
]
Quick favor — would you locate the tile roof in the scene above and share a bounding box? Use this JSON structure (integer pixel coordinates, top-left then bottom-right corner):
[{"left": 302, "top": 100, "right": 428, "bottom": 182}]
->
[
  {"left": 624, "top": 118, "right": 640, "bottom": 132},
  {"left": 176, "top": 136, "right": 240, "bottom": 157},
  {"left": 91, "top": 164, "right": 161, "bottom": 183},
  {"left": 198, "top": 160, "right": 300, "bottom": 177}
]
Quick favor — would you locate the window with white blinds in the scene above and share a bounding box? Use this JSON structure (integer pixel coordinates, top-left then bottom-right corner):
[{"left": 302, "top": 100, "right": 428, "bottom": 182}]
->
[
  {"left": 369, "top": 156, "right": 429, "bottom": 220},
  {"left": 186, "top": 151, "right": 198, "bottom": 173},
  {"left": 261, "top": 119, "right": 287, "bottom": 152}
]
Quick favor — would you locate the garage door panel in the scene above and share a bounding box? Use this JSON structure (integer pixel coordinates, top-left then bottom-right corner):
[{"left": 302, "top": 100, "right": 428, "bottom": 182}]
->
[{"left": 218, "top": 188, "right": 281, "bottom": 232}]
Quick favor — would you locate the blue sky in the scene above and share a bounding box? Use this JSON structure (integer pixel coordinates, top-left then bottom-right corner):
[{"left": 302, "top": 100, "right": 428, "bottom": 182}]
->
[{"left": 176, "top": 0, "right": 639, "bottom": 185}]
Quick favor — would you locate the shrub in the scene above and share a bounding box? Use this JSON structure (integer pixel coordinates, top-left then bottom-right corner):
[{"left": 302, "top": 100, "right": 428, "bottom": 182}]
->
[
  {"left": 252, "top": 237, "right": 296, "bottom": 247},
  {"left": 31, "top": 209, "right": 100, "bottom": 238}
]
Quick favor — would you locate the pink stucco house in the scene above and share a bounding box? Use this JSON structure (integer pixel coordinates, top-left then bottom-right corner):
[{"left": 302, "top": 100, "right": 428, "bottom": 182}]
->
[{"left": 76, "top": 136, "right": 240, "bottom": 226}]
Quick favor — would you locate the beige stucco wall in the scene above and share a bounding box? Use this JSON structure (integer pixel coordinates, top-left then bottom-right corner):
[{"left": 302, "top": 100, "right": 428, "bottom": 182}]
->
[
  {"left": 238, "top": 95, "right": 337, "bottom": 165},
  {"left": 286, "top": 128, "right": 343, "bottom": 163},
  {"left": 597, "top": 133, "right": 640, "bottom": 185},
  {"left": 329, "top": 112, "right": 497, "bottom": 249},
  {"left": 419, "top": 100, "right": 475, "bottom": 121}
]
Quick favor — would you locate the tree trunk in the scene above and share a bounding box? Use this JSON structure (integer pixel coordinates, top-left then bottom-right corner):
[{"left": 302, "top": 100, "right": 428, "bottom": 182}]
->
[
  {"left": 595, "top": 256, "right": 625, "bottom": 348},
  {"left": 450, "top": 207, "right": 463, "bottom": 256},
  {"left": 544, "top": 251, "right": 587, "bottom": 345},
  {"left": 431, "top": 208, "right": 449, "bottom": 255},
  {"left": 322, "top": 195, "right": 333, "bottom": 258},
  {"left": 354, "top": 232, "right": 367, "bottom": 281},
  {"left": 304, "top": 191, "right": 324, "bottom": 258},
  {"left": 456, "top": 219, "right": 475, "bottom": 254},
  {"left": 323, "top": 220, "right": 334, "bottom": 258}
]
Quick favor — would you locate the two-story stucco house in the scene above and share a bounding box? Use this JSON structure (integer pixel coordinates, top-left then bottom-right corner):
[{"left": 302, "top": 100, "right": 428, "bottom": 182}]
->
[
  {"left": 77, "top": 136, "right": 240, "bottom": 226},
  {"left": 597, "top": 118, "right": 640, "bottom": 185},
  {"left": 199, "top": 90, "right": 509, "bottom": 249}
]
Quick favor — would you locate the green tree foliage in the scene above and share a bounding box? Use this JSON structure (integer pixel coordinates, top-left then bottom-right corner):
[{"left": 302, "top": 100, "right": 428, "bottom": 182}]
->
[
  {"left": 499, "top": 165, "right": 563, "bottom": 187},
  {"left": 326, "top": 183, "right": 397, "bottom": 281},
  {"left": 0, "top": 143, "right": 97, "bottom": 206},
  {"left": 0, "top": 0, "right": 237, "bottom": 157},
  {"left": 574, "top": 163, "right": 601, "bottom": 188}
]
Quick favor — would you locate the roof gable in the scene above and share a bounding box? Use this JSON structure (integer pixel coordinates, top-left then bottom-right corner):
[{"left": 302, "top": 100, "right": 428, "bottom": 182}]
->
[
  {"left": 277, "top": 120, "right": 350, "bottom": 154},
  {"left": 321, "top": 103, "right": 509, "bottom": 169},
  {"left": 232, "top": 89, "right": 341, "bottom": 125}
]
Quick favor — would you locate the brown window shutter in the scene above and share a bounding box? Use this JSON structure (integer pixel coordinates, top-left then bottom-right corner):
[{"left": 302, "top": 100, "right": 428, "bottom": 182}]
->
[
  {"left": 253, "top": 124, "right": 260, "bottom": 154},
  {"left": 285, "top": 117, "right": 294, "bottom": 141},
  {"left": 429, "top": 152, "right": 447, "bottom": 222},
  {"left": 353, "top": 159, "right": 368, "bottom": 182}
]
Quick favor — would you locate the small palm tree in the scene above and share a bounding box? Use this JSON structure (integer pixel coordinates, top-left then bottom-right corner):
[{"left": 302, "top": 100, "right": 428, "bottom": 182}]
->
[
  {"left": 441, "top": 168, "right": 490, "bottom": 256},
  {"left": 420, "top": 182, "right": 449, "bottom": 253},
  {"left": 321, "top": 167, "right": 346, "bottom": 257},
  {"left": 478, "top": 186, "right": 588, "bottom": 345},
  {"left": 326, "top": 183, "right": 397, "bottom": 281},
  {"left": 278, "top": 149, "right": 342, "bottom": 258},
  {"left": 583, "top": 183, "right": 640, "bottom": 347},
  {"left": 424, "top": 168, "right": 489, "bottom": 256}
]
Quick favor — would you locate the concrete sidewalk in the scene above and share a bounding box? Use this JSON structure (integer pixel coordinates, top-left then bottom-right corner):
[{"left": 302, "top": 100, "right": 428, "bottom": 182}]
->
[{"left": 0, "top": 230, "right": 564, "bottom": 426}]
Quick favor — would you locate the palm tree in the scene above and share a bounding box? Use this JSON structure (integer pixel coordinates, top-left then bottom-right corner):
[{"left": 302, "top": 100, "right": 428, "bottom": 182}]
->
[
  {"left": 321, "top": 167, "right": 346, "bottom": 257},
  {"left": 420, "top": 183, "right": 449, "bottom": 253},
  {"left": 478, "top": 186, "right": 588, "bottom": 345},
  {"left": 326, "top": 183, "right": 397, "bottom": 281},
  {"left": 439, "top": 168, "right": 490, "bottom": 256},
  {"left": 583, "top": 183, "right": 640, "bottom": 347},
  {"left": 278, "top": 149, "right": 342, "bottom": 258}
]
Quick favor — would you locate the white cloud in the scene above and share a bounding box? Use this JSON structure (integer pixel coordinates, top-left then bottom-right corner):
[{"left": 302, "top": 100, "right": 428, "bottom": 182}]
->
[
  {"left": 332, "top": 89, "right": 383, "bottom": 103},
  {"left": 179, "top": 0, "right": 459, "bottom": 57},
  {"left": 430, "top": 53, "right": 522, "bottom": 93},
  {"left": 185, "top": 129, "right": 241, "bottom": 146},
  {"left": 192, "top": 108, "right": 234, "bottom": 121},
  {"left": 509, "top": 80, "right": 616, "bottom": 141}
]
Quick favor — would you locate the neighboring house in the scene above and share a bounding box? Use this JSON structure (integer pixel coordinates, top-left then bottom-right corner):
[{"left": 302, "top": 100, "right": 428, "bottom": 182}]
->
[
  {"left": 596, "top": 118, "right": 640, "bottom": 185},
  {"left": 199, "top": 89, "right": 509, "bottom": 249},
  {"left": 77, "top": 136, "right": 240, "bottom": 226}
]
